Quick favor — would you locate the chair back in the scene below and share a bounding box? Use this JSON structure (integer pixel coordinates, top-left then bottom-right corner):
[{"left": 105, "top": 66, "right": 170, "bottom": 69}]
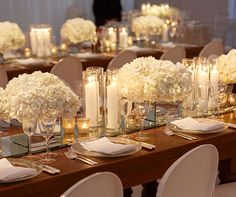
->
[
  {"left": 108, "top": 50, "right": 136, "bottom": 69},
  {"left": 156, "top": 144, "right": 219, "bottom": 197},
  {"left": 160, "top": 46, "right": 186, "bottom": 63},
  {"left": 50, "top": 56, "right": 82, "bottom": 93},
  {"left": 60, "top": 172, "right": 123, "bottom": 197},
  {"left": 0, "top": 65, "right": 8, "bottom": 88},
  {"left": 199, "top": 40, "right": 224, "bottom": 58}
]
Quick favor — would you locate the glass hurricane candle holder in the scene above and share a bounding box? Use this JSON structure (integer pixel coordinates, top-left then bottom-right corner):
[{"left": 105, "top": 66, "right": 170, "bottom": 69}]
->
[
  {"left": 118, "top": 26, "right": 128, "bottom": 50},
  {"left": 30, "top": 24, "right": 52, "bottom": 57},
  {"left": 77, "top": 116, "right": 90, "bottom": 138},
  {"left": 105, "top": 68, "right": 121, "bottom": 136},
  {"left": 82, "top": 67, "right": 105, "bottom": 136},
  {"left": 62, "top": 117, "right": 76, "bottom": 143}
]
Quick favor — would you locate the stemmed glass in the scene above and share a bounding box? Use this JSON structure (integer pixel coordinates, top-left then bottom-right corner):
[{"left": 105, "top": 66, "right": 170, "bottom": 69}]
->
[
  {"left": 135, "top": 102, "right": 150, "bottom": 141},
  {"left": 38, "top": 117, "right": 56, "bottom": 163},
  {"left": 22, "top": 118, "right": 37, "bottom": 159},
  {"left": 91, "top": 32, "right": 98, "bottom": 53}
]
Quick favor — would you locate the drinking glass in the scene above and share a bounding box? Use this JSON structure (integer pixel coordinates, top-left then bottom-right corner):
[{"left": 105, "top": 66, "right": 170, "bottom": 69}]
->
[
  {"left": 38, "top": 117, "right": 56, "bottom": 163},
  {"left": 91, "top": 32, "right": 98, "bottom": 53},
  {"left": 214, "top": 84, "right": 228, "bottom": 119},
  {"left": 22, "top": 118, "right": 37, "bottom": 158},
  {"left": 135, "top": 102, "right": 150, "bottom": 141}
]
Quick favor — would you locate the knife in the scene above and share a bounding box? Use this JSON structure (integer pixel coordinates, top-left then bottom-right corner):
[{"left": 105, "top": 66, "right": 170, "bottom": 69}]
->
[
  {"left": 42, "top": 165, "right": 60, "bottom": 174},
  {"left": 227, "top": 123, "right": 236, "bottom": 129},
  {"left": 139, "top": 142, "right": 156, "bottom": 150}
]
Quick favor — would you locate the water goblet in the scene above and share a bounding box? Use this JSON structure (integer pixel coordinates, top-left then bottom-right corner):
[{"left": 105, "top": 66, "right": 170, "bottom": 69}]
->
[
  {"left": 22, "top": 118, "right": 37, "bottom": 159},
  {"left": 135, "top": 102, "right": 150, "bottom": 141},
  {"left": 38, "top": 117, "right": 56, "bottom": 163},
  {"left": 91, "top": 32, "right": 98, "bottom": 53}
]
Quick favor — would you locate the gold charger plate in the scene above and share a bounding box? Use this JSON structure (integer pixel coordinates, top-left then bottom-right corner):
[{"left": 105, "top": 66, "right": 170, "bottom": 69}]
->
[
  {"left": 167, "top": 118, "right": 228, "bottom": 134},
  {"left": 71, "top": 137, "right": 142, "bottom": 158},
  {"left": 0, "top": 158, "right": 43, "bottom": 183}
]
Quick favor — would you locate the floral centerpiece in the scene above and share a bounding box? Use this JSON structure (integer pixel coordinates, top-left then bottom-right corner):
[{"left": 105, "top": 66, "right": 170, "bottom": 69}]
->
[
  {"left": 4, "top": 71, "right": 80, "bottom": 122},
  {"left": 131, "top": 15, "right": 164, "bottom": 35},
  {"left": 142, "top": 4, "right": 180, "bottom": 20},
  {"left": 117, "top": 57, "right": 192, "bottom": 103},
  {"left": 60, "top": 17, "right": 96, "bottom": 44},
  {"left": 216, "top": 49, "right": 236, "bottom": 84},
  {"left": 0, "top": 21, "right": 25, "bottom": 54},
  {"left": 0, "top": 88, "right": 9, "bottom": 120}
]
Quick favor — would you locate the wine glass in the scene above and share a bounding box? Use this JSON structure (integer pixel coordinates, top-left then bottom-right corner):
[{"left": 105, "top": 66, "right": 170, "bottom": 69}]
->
[
  {"left": 91, "top": 32, "right": 98, "bottom": 53},
  {"left": 135, "top": 102, "right": 150, "bottom": 141},
  {"left": 22, "top": 118, "right": 37, "bottom": 159},
  {"left": 38, "top": 117, "right": 56, "bottom": 163}
]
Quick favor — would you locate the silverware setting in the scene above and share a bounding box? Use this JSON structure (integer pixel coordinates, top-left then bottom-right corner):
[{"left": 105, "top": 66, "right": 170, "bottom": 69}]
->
[
  {"left": 163, "top": 127, "right": 197, "bottom": 141},
  {"left": 42, "top": 164, "right": 60, "bottom": 174},
  {"left": 64, "top": 148, "right": 98, "bottom": 166},
  {"left": 138, "top": 141, "right": 156, "bottom": 150}
]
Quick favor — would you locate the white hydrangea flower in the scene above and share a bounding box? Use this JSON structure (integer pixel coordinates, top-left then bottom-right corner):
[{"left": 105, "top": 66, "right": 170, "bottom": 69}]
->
[
  {"left": 5, "top": 71, "right": 80, "bottom": 122},
  {"left": 217, "top": 49, "right": 236, "bottom": 84},
  {"left": 117, "top": 57, "right": 192, "bottom": 103},
  {"left": 142, "top": 4, "right": 180, "bottom": 20},
  {"left": 0, "top": 88, "right": 10, "bottom": 120},
  {"left": 131, "top": 15, "right": 164, "bottom": 35},
  {"left": 61, "top": 17, "right": 96, "bottom": 44},
  {"left": 0, "top": 21, "right": 25, "bottom": 53}
]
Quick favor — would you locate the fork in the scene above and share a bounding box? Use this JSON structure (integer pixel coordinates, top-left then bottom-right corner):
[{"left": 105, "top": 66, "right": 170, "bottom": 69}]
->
[
  {"left": 64, "top": 148, "right": 98, "bottom": 166},
  {"left": 163, "top": 127, "right": 197, "bottom": 141}
]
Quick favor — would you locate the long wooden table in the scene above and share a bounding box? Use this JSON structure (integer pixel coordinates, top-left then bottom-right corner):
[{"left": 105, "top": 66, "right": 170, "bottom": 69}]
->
[
  {"left": 0, "top": 113, "right": 236, "bottom": 197},
  {"left": 3, "top": 45, "right": 203, "bottom": 80}
]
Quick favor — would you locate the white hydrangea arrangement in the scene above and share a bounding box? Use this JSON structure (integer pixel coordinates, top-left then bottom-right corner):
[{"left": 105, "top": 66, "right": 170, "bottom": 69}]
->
[
  {"left": 4, "top": 71, "right": 80, "bottom": 122},
  {"left": 61, "top": 17, "right": 96, "bottom": 44},
  {"left": 216, "top": 49, "right": 236, "bottom": 84},
  {"left": 0, "top": 21, "right": 25, "bottom": 53},
  {"left": 0, "top": 88, "right": 9, "bottom": 120},
  {"left": 142, "top": 4, "right": 180, "bottom": 20},
  {"left": 117, "top": 57, "right": 192, "bottom": 103},
  {"left": 131, "top": 15, "right": 165, "bottom": 35}
]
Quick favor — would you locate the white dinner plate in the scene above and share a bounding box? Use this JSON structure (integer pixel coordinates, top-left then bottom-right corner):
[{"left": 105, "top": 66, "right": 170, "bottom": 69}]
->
[
  {"left": 0, "top": 158, "right": 43, "bottom": 183},
  {"left": 167, "top": 118, "right": 228, "bottom": 134},
  {"left": 71, "top": 137, "right": 142, "bottom": 158}
]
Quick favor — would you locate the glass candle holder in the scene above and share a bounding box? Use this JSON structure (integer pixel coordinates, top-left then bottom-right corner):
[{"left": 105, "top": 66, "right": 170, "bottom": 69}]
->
[
  {"left": 62, "top": 117, "right": 76, "bottom": 143},
  {"left": 77, "top": 117, "right": 90, "bottom": 137},
  {"left": 105, "top": 68, "right": 121, "bottom": 136},
  {"left": 24, "top": 48, "right": 31, "bottom": 58},
  {"left": 30, "top": 24, "right": 52, "bottom": 57},
  {"left": 119, "top": 26, "right": 128, "bottom": 50},
  {"left": 82, "top": 67, "right": 104, "bottom": 135}
]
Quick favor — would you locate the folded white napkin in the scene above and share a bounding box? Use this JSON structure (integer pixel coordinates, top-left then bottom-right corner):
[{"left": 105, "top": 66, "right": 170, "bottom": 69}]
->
[
  {"left": 0, "top": 158, "right": 37, "bottom": 182},
  {"left": 80, "top": 137, "right": 136, "bottom": 155},
  {"left": 74, "top": 52, "right": 103, "bottom": 59},
  {"left": 161, "top": 42, "right": 175, "bottom": 48},
  {"left": 171, "top": 117, "right": 225, "bottom": 131},
  {"left": 15, "top": 58, "right": 47, "bottom": 66},
  {"left": 126, "top": 46, "right": 153, "bottom": 52}
]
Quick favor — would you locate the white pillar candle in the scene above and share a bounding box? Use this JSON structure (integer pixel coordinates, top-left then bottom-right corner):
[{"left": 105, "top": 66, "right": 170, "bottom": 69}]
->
[
  {"left": 210, "top": 66, "right": 219, "bottom": 95},
  {"left": 85, "top": 78, "right": 99, "bottom": 127},
  {"left": 30, "top": 29, "right": 37, "bottom": 55},
  {"left": 107, "top": 28, "right": 117, "bottom": 44},
  {"left": 162, "top": 24, "right": 169, "bottom": 43},
  {"left": 107, "top": 82, "right": 119, "bottom": 129},
  {"left": 198, "top": 69, "right": 209, "bottom": 84},
  {"left": 119, "top": 28, "right": 128, "bottom": 49}
]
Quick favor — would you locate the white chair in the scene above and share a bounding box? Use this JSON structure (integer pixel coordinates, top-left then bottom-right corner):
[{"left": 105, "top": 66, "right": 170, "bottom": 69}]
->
[
  {"left": 160, "top": 46, "right": 186, "bottom": 63},
  {"left": 156, "top": 144, "right": 219, "bottom": 197},
  {"left": 0, "top": 65, "right": 8, "bottom": 88},
  {"left": 50, "top": 56, "right": 82, "bottom": 93},
  {"left": 199, "top": 40, "right": 225, "bottom": 58},
  {"left": 108, "top": 50, "right": 137, "bottom": 69},
  {"left": 215, "top": 182, "right": 236, "bottom": 197},
  {"left": 60, "top": 172, "right": 123, "bottom": 197}
]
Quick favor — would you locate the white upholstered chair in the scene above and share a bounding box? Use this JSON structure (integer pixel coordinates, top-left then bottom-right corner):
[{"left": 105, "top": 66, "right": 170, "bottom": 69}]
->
[
  {"left": 215, "top": 182, "right": 236, "bottom": 197},
  {"left": 160, "top": 46, "right": 186, "bottom": 63},
  {"left": 50, "top": 56, "right": 82, "bottom": 93},
  {"left": 199, "top": 40, "right": 224, "bottom": 58},
  {"left": 0, "top": 65, "right": 8, "bottom": 88},
  {"left": 156, "top": 144, "right": 219, "bottom": 197},
  {"left": 60, "top": 172, "right": 123, "bottom": 197},
  {"left": 108, "top": 50, "right": 137, "bottom": 69}
]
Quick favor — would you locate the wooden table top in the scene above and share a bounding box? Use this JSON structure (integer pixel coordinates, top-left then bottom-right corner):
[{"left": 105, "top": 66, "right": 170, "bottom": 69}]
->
[
  {"left": 3, "top": 45, "right": 203, "bottom": 81},
  {"left": 0, "top": 113, "right": 236, "bottom": 197}
]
